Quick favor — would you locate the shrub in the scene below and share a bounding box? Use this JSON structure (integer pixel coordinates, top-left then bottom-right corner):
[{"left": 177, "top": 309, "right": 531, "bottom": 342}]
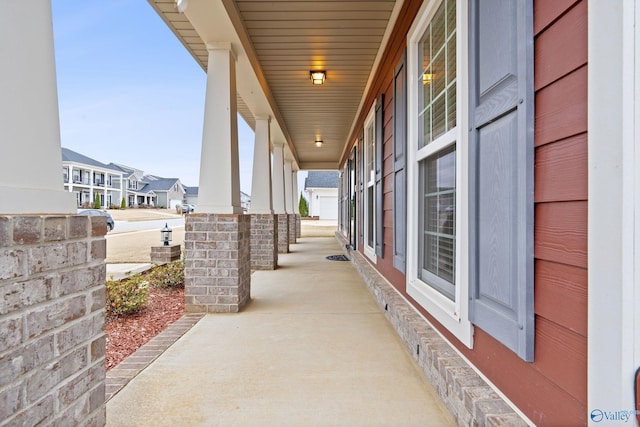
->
[
  {"left": 93, "top": 193, "right": 101, "bottom": 209},
  {"left": 121, "top": 197, "right": 126, "bottom": 209},
  {"left": 298, "top": 193, "right": 309, "bottom": 217},
  {"left": 105, "top": 275, "right": 148, "bottom": 315},
  {"left": 146, "top": 261, "right": 185, "bottom": 289}
]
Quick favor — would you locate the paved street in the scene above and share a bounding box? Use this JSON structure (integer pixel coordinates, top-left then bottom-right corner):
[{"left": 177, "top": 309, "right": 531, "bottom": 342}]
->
[{"left": 105, "top": 209, "right": 185, "bottom": 263}]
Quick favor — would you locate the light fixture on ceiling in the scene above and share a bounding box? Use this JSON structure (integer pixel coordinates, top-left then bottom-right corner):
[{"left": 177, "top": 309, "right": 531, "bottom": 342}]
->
[
  {"left": 422, "top": 72, "right": 434, "bottom": 85},
  {"left": 310, "top": 71, "right": 326, "bottom": 85},
  {"left": 315, "top": 140, "right": 323, "bottom": 148}
]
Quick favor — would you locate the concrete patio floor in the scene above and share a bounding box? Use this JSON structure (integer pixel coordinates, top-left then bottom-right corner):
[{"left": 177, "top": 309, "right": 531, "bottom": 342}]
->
[{"left": 106, "top": 236, "right": 455, "bottom": 427}]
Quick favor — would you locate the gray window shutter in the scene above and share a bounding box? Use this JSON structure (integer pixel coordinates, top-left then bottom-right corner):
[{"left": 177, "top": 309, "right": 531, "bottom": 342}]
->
[
  {"left": 375, "top": 95, "right": 384, "bottom": 258},
  {"left": 468, "top": 0, "right": 535, "bottom": 361},
  {"left": 393, "top": 52, "right": 407, "bottom": 273}
]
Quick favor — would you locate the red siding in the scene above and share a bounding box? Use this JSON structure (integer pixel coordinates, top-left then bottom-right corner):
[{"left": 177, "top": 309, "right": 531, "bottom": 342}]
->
[
  {"left": 345, "top": 0, "right": 588, "bottom": 425},
  {"left": 535, "top": 260, "right": 588, "bottom": 336},
  {"left": 535, "top": 133, "right": 587, "bottom": 202},
  {"left": 534, "top": 0, "right": 587, "bottom": 89}
]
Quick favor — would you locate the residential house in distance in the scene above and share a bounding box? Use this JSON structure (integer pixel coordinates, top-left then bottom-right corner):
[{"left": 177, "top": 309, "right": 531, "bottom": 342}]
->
[
  {"left": 240, "top": 191, "right": 251, "bottom": 212},
  {"left": 109, "top": 163, "right": 154, "bottom": 207},
  {"left": 184, "top": 185, "right": 199, "bottom": 206},
  {"left": 62, "top": 147, "right": 123, "bottom": 208},
  {"left": 183, "top": 186, "right": 251, "bottom": 213},
  {"left": 304, "top": 171, "right": 338, "bottom": 220},
  {"left": 143, "top": 175, "right": 186, "bottom": 210}
]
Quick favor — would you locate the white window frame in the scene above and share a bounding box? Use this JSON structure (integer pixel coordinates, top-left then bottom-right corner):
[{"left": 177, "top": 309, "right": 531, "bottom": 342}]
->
[
  {"left": 406, "top": 0, "right": 473, "bottom": 348},
  {"left": 363, "top": 104, "right": 377, "bottom": 262}
]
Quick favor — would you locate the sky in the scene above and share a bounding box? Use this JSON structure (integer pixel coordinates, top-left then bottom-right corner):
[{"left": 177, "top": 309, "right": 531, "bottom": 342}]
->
[{"left": 51, "top": 0, "right": 306, "bottom": 197}]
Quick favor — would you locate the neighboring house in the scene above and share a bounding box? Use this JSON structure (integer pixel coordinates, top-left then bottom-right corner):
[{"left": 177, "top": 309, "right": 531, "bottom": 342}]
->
[
  {"left": 109, "top": 163, "right": 152, "bottom": 207},
  {"left": 110, "top": 164, "right": 185, "bottom": 208},
  {"left": 304, "top": 171, "right": 338, "bottom": 220},
  {"left": 182, "top": 187, "right": 249, "bottom": 212},
  {"left": 143, "top": 175, "right": 185, "bottom": 209},
  {"left": 61, "top": 147, "right": 123, "bottom": 208},
  {"left": 240, "top": 191, "right": 251, "bottom": 212},
  {"left": 183, "top": 185, "right": 199, "bottom": 206}
]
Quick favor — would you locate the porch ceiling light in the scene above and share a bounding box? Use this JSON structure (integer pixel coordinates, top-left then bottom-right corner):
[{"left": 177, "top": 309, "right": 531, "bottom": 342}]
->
[
  {"left": 310, "top": 71, "right": 326, "bottom": 85},
  {"left": 315, "top": 140, "right": 323, "bottom": 147}
]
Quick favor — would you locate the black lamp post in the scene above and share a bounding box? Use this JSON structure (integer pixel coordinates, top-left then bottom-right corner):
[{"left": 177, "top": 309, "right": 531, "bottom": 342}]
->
[{"left": 161, "top": 223, "right": 172, "bottom": 246}]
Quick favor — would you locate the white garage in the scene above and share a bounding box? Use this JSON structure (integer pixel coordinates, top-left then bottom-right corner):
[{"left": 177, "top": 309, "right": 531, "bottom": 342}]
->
[{"left": 304, "top": 171, "right": 339, "bottom": 220}]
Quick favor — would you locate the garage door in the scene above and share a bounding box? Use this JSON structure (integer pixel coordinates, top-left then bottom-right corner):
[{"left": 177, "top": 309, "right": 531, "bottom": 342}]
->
[{"left": 318, "top": 196, "right": 338, "bottom": 220}]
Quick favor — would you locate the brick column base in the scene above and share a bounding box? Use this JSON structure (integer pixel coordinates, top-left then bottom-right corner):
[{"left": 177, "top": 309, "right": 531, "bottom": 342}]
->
[
  {"left": 0, "top": 215, "right": 107, "bottom": 425},
  {"left": 276, "top": 214, "right": 289, "bottom": 254},
  {"left": 288, "top": 214, "right": 297, "bottom": 245},
  {"left": 184, "top": 214, "right": 251, "bottom": 313},
  {"left": 150, "top": 244, "right": 181, "bottom": 265},
  {"left": 296, "top": 214, "right": 301, "bottom": 238},
  {"left": 250, "top": 214, "right": 278, "bottom": 270}
]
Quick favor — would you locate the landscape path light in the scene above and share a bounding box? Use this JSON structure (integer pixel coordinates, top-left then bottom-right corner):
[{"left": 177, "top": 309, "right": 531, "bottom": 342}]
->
[{"left": 161, "top": 223, "right": 172, "bottom": 246}]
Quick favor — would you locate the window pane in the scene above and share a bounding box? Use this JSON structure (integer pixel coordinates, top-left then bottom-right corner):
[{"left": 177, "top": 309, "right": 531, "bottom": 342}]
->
[
  {"left": 447, "top": 37, "right": 456, "bottom": 86},
  {"left": 418, "top": 0, "right": 456, "bottom": 146},
  {"left": 447, "top": 85, "right": 456, "bottom": 132},
  {"left": 367, "top": 185, "right": 374, "bottom": 248},
  {"left": 432, "top": 92, "right": 447, "bottom": 140},
  {"left": 419, "top": 145, "right": 456, "bottom": 299}
]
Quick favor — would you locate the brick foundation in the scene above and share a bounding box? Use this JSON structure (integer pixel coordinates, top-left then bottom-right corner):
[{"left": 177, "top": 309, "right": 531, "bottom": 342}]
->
[
  {"left": 250, "top": 214, "right": 278, "bottom": 270},
  {"left": 276, "top": 214, "right": 289, "bottom": 254},
  {"left": 184, "top": 214, "right": 251, "bottom": 313},
  {"left": 150, "top": 244, "right": 181, "bottom": 265},
  {"left": 288, "top": 214, "right": 297, "bottom": 245},
  {"left": 335, "top": 232, "right": 528, "bottom": 427},
  {"left": 0, "top": 215, "right": 107, "bottom": 426}
]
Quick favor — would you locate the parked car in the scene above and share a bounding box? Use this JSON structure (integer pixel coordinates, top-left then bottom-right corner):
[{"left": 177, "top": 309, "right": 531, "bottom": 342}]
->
[
  {"left": 78, "top": 209, "right": 115, "bottom": 232},
  {"left": 179, "top": 203, "right": 195, "bottom": 214}
]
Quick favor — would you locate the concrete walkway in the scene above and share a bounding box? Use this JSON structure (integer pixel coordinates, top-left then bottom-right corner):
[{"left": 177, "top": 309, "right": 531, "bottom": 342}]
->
[{"left": 106, "top": 237, "right": 455, "bottom": 427}]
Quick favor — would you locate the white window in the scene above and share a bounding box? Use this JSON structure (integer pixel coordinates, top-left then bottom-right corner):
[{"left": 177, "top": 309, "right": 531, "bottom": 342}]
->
[
  {"left": 407, "top": 0, "right": 473, "bottom": 347},
  {"left": 363, "top": 105, "right": 377, "bottom": 261}
]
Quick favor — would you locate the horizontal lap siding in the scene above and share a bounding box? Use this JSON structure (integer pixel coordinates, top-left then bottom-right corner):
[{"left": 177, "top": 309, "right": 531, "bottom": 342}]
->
[{"left": 348, "top": 0, "right": 588, "bottom": 425}]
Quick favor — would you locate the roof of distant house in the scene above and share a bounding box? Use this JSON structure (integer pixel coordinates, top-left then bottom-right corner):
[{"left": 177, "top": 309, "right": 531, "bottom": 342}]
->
[
  {"left": 184, "top": 186, "right": 199, "bottom": 196},
  {"left": 62, "top": 148, "right": 122, "bottom": 173},
  {"left": 107, "top": 163, "right": 140, "bottom": 179},
  {"left": 140, "top": 177, "right": 182, "bottom": 193},
  {"left": 304, "top": 171, "right": 339, "bottom": 189}
]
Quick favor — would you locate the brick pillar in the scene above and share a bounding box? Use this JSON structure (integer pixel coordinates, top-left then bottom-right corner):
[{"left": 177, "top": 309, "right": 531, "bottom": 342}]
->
[
  {"left": 296, "top": 214, "right": 301, "bottom": 238},
  {"left": 276, "top": 214, "right": 289, "bottom": 254},
  {"left": 150, "top": 244, "right": 181, "bottom": 265},
  {"left": 0, "top": 215, "right": 107, "bottom": 425},
  {"left": 288, "top": 214, "right": 297, "bottom": 245},
  {"left": 250, "top": 214, "right": 278, "bottom": 270},
  {"left": 184, "top": 214, "right": 251, "bottom": 313}
]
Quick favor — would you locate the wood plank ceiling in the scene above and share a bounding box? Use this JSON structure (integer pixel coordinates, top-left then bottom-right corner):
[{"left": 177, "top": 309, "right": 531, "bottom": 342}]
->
[{"left": 148, "top": 0, "right": 397, "bottom": 169}]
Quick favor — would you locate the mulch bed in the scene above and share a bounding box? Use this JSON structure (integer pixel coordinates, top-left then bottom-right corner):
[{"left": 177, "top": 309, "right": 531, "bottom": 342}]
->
[{"left": 105, "top": 286, "right": 185, "bottom": 370}]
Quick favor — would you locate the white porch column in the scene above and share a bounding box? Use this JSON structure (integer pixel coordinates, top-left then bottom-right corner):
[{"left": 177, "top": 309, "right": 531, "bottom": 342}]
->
[
  {"left": 0, "top": 0, "right": 74, "bottom": 214},
  {"left": 197, "top": 43, "right": 242, "bottom": 214},
  {"left": 272, "top": 142, "right": 287, "bottom": 215},
  {"left": 68, "top": 165, "right": 73, "bottom": 192},
  {"left": 284, "top": 159, "right": 297, "bottom": 244},
  {"left": 292, "top": 169, "right": 300, "bottom": 214},
  {"left": 248, "top": 116, "right": 273, "bottom": 214},
  {"left": 588, "top": 0, "right": 640, "bottom": 417},
  {"left": 293, "top": 168, "right": 301, "bottom": 238},
  {"left": 284, "top": 159, "right": 293, "bottom": 214}
]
